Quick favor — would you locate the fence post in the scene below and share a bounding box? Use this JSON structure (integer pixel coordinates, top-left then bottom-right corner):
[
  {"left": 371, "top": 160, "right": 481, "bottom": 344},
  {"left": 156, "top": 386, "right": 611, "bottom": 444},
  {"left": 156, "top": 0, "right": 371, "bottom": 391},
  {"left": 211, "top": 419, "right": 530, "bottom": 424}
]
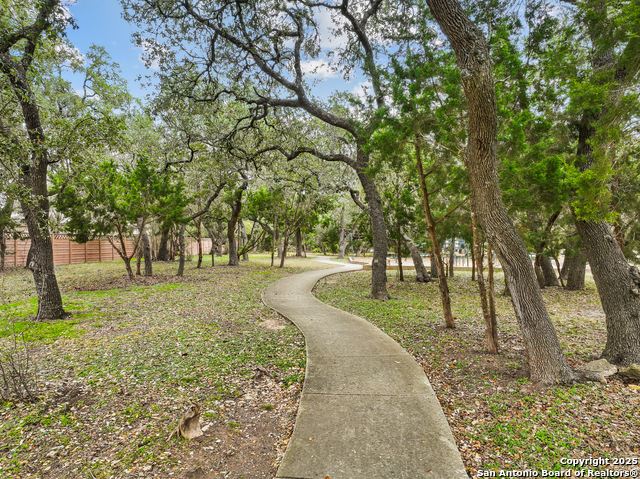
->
[
  {"left": 68, "top": 237, "right": 72, "bottom": 264},
  {"left": 14, "top": 237, "right": 17, "bottom": 267},
  {"left": 98, "top": 238, "right": 102, "bottom": 262}
]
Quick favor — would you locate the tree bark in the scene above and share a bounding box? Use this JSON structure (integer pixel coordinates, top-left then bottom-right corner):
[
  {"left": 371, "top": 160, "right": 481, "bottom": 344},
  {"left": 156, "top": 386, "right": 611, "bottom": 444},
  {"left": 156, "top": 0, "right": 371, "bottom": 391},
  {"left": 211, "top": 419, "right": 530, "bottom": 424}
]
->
[
  {"left": 196, "top": 219, "right": 203, "bottom": 268},
  {"left": 576, "top": 220, "right": 640, "bottom": 365},
  {"left": 157, "top": 228, "right": 171, "bottom": 261},
  {"left": 470, "top": 245, "right": 476, "bottom": 281},
  {"left": 448, "top": 238, "right": 455, "bottom": 278},
  {"left": 279, "top": 228, "right": 289, "bottom": 268},
  {"left": 425, "top": 0, "right": 576, "bottom": 382},
  {"left": 271, "top": 212, "right": 277, "bottom": 267},
  {"left": 397, "top": 236, "right": 404, "bottom": 282},
  {"left": 403, "top": 233, "right": 430, "bottom": 283},
  {"left": 139, "top": 219, "right": 152, "bottom": 276},
  {"left": 487, "top": 242, "right": 499, "bottom": 350},
  {"left": 569, "top": 68, "right": 640, "bottom": 364},
  {"left": 540, "top": 255, "right": 559, "bottom": 287},
  {"left": 240, "top": 220, "right": 249, "bottom": 261},
  {"left": 0, "top": 199, "right": 13, "bottom": 271},
  {"left": 227, "top": 187, "right": 245, "bottom": 267},
  {"left": 473, "top": 209, "right": 498, "bottom": 354},
  {"left": 564, "top": 249, "right": 586, "bottom": 291},
  {"left": 295, "top": 227, "right": 303, "bottom": 257},
  {"left": 337, "top": 206, "right": 347, "bottom": 259},
  {"left": 355, "top": 149, "right": 389, "bottom": 300},
  {"left": 177, "top": 223, "right": 187, "bottom": 277},
  {"left": 416, "top": 142, "right": 455, "bottom": 328},
  {"left": 2, "top": 43, "right": 65, "bottom": 320}
]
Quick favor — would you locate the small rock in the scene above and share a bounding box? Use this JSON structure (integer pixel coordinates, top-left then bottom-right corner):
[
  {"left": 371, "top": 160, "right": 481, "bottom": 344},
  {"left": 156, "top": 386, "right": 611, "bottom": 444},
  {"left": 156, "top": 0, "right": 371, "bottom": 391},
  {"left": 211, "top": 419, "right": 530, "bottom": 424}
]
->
[
  {"left": 619, "top": 364, "right": 640, "bottom": 380},
  {"left": 142, "top": 465, "right": 153, "bottom": 472},
  {"left": 584, "top": 359, "right": 617, "bottom": 377}
]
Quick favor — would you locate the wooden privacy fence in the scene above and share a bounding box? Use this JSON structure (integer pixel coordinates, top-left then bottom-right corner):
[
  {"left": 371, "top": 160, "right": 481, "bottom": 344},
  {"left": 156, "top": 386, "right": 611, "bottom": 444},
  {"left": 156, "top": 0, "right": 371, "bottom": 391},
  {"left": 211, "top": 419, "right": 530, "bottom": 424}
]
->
[{"left": 3, "top": 234, "right": 213, "bottom": 268}]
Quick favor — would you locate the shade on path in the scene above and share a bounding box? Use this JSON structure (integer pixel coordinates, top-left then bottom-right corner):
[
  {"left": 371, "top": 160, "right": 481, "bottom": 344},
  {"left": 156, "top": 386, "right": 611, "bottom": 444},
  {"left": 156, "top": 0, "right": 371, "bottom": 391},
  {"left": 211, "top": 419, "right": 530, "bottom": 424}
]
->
[{"left": 262, "top": 257, "right": 467, "bottom": 479}]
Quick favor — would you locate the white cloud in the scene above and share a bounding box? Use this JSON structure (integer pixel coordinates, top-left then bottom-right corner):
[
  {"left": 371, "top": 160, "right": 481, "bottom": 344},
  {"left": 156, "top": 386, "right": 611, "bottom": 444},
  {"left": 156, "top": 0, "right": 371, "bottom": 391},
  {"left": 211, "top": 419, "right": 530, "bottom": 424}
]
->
[
  {"left": 301, "top": 58, "right": 339, "bottom": 79},
  {"left": 137, "top": 39, "right": 161, "bottom": 71},
  {"left": 352, "top": 81, "right": 372, "bottom": 101},
  {"left": 314, "top": 8, "right": 348, "bottom": 50},
  {"left": 55, "top": 42, "right": 85, "bottom": 66}
]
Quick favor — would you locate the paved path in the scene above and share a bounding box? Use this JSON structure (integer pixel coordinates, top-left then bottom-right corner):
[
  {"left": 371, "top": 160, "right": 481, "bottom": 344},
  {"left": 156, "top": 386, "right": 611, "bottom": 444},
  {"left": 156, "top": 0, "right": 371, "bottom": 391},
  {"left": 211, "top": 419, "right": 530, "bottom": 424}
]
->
[{"left": 262, "top": 257, "right": 467, "bottom": 479}]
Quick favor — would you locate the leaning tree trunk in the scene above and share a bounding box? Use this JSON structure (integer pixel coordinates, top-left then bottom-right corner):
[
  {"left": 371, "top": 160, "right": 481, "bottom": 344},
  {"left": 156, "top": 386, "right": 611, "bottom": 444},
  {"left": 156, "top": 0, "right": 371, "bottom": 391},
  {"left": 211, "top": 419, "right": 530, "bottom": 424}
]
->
[
  {"left": 426, "top": 0, "right": 576, "bottom": 383},
  {"left": 472, "top": 208, "right": 498, "bottom": 354},
  {"left": 403, "top": 233, "right": 430, "bottom": 283},
  {"left": 355, "top": 150, "right": 389, "bottom": 300},
  {"left": 576, "top": 219, "right": 640, "bottom": 365},
  {"left": 416, "top": 142, "right": 455, "bottom": 328},
  {"left": 564, "top": 248, "right": 586, "bottom": 290},
  {"left": 540, "top": 255, "right": 559, "bottom": 287}
]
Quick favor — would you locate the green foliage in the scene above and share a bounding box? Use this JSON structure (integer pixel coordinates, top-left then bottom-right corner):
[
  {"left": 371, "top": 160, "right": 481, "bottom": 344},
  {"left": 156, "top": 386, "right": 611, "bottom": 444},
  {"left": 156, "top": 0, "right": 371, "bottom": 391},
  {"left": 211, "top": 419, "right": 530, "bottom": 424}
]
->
[{"left": 52, "top": 156, "right": 188, "bottom": 245}]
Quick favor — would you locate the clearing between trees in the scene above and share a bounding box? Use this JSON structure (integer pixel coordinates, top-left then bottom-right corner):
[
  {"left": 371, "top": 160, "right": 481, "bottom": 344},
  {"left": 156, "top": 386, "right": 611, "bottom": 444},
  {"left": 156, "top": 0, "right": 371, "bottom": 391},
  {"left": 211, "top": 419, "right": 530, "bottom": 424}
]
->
[{"left": 1, "top": 257, "right": 638, "bottom": 478}]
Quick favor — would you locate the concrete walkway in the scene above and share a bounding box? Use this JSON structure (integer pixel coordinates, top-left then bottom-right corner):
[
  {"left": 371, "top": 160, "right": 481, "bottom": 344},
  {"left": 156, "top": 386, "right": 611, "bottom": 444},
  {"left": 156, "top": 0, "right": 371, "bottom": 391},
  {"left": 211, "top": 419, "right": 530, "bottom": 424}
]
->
[{"left": 262, "top": 257, "right": 467, "bottom": 479}]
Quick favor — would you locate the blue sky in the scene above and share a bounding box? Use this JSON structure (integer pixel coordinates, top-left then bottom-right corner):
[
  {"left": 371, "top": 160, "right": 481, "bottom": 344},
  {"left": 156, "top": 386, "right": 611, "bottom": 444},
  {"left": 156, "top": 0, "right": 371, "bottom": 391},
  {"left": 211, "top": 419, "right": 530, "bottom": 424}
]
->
[
  {"left": 64, "top": 0, "right": 157, "bottom": 101},
  {"left": 62, "top": 0, "right": 368, "bottom": 103}
]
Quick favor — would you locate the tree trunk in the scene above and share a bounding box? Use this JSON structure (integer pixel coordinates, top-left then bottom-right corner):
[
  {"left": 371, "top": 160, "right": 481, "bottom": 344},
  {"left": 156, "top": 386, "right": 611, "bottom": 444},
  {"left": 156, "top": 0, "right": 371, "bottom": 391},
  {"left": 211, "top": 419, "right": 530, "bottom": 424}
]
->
[
  {"left": 540, "top": 255, "right": 559, "bottom": 287},
  {"left": 295, "top": 227, "right": 303, "bottom": 257},
  {"left": 271, "top": 213, "right": 277, "bottom": 267},
  {"left": 560, "top": 254, "right": 569, "bottom": 281},
  {"left": 416, "top": 142, "right": 455, "bottom": 328},
  {"left": 397, "top": 236, "right": 404, "bottom": 282},
  {"left": 470, "top": 245, "right": 476, "bottom": 281},
  {"left": 4, "top": 69, "right": 65, "bottom": 320},
  {"left": 279, "top": 229, "right": 289, "bottom": 268},
  {"left": 196, "top": 219, "right": 203, "bottom": 268},
  {"left": 553, "top": 256, "right": 565, "bottom": 288},
  {"left": 0, "top": 199, "right": 13, "bottom": 271},
  {"left": 472, "top": 207, "right": 498, "bottom": 354},
  {"left": 576, "top": 220, "right": 640, "bottom": 365},
  {"left": 487, "top": 242, "right": 499, "bottom": 350},
  {"left": 138, "top": 219, "right": 152, "bottom": 276},
  {"left": 448, "top": 238, "right": 455, "bottom": 277},
  {"left": 241, "top": 220, "right": 249, "bottom": 261},
  {"left": 567, "top": 4, "right": 640, "bottom": 366},
  {"left": 157, "top": 228, "right": 171, "bottom": 261},
  {"left": 355, "top": 149, "right": 389, "bottom": 300},
  {"left": 426, "top": 0, "right": 576, "bottom": 383},
  {"left": 177, "top": 223, "right": 187, "bottom": 277},
  {"left": 564, "top": 249, "right": 586, "bottom": 290},
  {"left": 227, "top": 189, "right": 244, "bottom": 267},
  {"left": 403, "top": 233, "right": 430, "bottom": 283},
  {"left": 337, "top": 206, "right": 347, "bottom": 259}
]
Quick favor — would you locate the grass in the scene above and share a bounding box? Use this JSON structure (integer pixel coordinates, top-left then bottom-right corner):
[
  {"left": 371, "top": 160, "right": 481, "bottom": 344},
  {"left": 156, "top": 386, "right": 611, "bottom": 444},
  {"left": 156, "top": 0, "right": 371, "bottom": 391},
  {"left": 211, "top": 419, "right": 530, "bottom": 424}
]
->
[
  {"left": 314, "top": 269, "right": 640, "bottom": 476},
  {"left": 0, "top": 254, "right": 329, "bottom": 478}
]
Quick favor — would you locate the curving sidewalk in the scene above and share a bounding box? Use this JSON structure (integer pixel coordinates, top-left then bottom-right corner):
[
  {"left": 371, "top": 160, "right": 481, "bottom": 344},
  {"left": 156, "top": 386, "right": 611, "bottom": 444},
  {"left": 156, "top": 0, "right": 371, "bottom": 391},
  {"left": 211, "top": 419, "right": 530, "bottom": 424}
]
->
[{"left": 262, "top": 258, "right": 467, "bottom": 479}]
